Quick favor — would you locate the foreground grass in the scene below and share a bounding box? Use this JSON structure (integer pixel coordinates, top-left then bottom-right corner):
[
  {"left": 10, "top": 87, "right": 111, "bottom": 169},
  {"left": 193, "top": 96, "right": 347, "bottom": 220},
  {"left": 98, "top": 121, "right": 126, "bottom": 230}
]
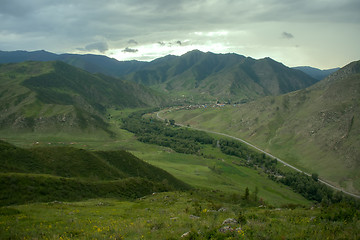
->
[{"left": 0, "top": 191, "right": 359, "bottom": 240}]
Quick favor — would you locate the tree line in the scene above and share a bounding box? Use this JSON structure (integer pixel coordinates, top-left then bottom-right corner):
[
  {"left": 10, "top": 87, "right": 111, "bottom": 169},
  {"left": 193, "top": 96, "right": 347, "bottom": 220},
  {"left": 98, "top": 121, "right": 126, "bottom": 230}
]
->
[{"left": 122, "top": 110, "right": 213, "bottom": 154}]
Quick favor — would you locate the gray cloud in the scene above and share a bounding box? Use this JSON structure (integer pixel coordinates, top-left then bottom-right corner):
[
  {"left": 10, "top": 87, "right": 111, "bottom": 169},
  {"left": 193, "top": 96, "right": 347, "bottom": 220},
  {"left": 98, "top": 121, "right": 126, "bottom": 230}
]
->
[
  {"left": 0, "top": 0, "right": 359, "bottom": 68},
  {"left": 158, "top": 41, "right": 165, "bottom": 46},
  {"left": 122, "top": 47, "right": 139, "bottom": 53},
  {"left": 176, "top": 41, "right": 182, "bottom": 46},
  {"left": 84, "top": 42, "right": 109, "bottom": 53},
  {"left": 128, "top": 39, "right": 138, "bottom": 45},
  {"left": 282, "top": 32, "right": 294, "bottom": 39}
]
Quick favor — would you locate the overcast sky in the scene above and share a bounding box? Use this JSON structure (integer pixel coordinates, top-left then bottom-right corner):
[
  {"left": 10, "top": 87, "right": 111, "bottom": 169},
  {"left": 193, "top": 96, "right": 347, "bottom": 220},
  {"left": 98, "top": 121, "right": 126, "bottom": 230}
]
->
[{"left": 0, "top": 0, "right": 359, "bottom": 69}]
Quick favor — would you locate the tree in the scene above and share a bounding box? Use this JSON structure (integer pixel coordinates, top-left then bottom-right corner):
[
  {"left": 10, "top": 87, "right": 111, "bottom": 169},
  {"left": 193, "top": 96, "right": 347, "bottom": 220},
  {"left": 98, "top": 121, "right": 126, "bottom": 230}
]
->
[
  {"left": 311, "top": 173, "right": 319, "bottom": 182},
  {"left": 244, "top": 187, "right": 249, "bottom": 200},
  {"left": 252, "top": 186, "right": 259, "bottom": 202},
  {"left": 169, "top": 119, "right": 175, "bottom": 126}
]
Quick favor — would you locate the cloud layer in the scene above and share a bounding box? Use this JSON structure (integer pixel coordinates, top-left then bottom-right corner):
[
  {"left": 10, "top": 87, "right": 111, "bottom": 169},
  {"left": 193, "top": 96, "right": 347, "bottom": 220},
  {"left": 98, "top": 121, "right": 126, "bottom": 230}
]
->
[{"left": 0, "top": 0, "right": 359, "bottom": 68}]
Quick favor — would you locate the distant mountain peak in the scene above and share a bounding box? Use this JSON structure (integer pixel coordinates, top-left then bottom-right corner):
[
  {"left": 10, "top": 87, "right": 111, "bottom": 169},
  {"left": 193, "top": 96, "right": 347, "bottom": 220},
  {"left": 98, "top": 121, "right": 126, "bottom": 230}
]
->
[{"left": 293, "top": 66, "right": 340, "bottom": 80}]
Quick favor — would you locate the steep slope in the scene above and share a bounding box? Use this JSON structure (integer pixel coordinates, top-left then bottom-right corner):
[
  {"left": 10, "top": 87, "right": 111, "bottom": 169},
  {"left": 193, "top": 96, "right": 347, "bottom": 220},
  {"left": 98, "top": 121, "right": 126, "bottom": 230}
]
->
[
  {"left": 126, "top": 50, "right": 317, "bottom": 102},
  {"left": 0, "top": 61, "right": 166, "bottom": 135},
  {"left": 163, "top": 60, "right": 360, "bottom": 194}
]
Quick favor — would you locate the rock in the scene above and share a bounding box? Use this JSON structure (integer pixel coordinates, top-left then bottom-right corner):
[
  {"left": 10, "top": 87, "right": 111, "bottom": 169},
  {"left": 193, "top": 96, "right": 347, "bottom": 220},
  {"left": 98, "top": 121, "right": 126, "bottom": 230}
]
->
[
  {"left": 218, "top": 207, "right": 227, "bottom": 212},
  {"left": 219, "top": 226, "right": 233, "bottom": 233},
  {"left": 181, "top": 231, "right": 190, "bottom": 238},
  {"left": 222, "top": 218, "right": 238, "bottom": 225},
  {"left": 189, "top": 215, "right": 200, "bottom": 219}
]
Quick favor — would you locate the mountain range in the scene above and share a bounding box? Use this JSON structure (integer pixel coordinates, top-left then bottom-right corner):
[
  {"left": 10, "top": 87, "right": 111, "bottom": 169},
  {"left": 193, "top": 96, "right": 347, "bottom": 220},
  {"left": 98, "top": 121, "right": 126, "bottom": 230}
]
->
[
  {"left": 1, "top": 49, "right": 327, "bottom": 102},
  {"left": 124, "top": 50, "right": 319, "bottom": 102}
]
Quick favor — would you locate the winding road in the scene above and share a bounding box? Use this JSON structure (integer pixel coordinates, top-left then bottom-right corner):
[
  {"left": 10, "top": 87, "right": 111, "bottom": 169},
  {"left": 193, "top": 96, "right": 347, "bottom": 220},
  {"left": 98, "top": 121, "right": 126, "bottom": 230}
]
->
[{"left": 156, "top": 110, "right": 360, "bottom": 199}]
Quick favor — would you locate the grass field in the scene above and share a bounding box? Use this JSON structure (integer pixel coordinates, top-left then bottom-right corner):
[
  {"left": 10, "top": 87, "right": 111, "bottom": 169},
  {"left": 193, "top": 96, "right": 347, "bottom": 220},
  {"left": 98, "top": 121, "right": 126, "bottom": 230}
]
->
[{"left": 1, "top": 191, "right": 358, "bottom": 240}]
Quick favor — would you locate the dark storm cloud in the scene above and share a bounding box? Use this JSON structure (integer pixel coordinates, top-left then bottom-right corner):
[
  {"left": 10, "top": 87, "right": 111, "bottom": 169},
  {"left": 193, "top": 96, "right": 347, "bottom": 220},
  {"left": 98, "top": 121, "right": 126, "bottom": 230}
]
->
[
  {"left": 282, "top": 32, "right": 294, "bottom": 39},
  {"left": 122, "top": 47, "right": 139, "bottom": 53}
]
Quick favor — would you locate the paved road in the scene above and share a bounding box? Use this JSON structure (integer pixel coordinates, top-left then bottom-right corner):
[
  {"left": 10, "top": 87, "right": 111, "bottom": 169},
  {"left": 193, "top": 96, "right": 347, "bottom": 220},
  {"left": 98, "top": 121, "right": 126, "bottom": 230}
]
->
[{"left": 156, "top": 110, "right": 360, "bottom": 199}]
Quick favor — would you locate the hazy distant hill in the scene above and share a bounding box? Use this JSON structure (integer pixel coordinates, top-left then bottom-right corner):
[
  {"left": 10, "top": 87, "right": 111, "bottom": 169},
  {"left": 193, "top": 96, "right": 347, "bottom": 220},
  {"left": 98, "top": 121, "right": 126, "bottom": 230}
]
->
[
  {"left": 293, "top": 66, "right": 339, "bottom": 80},
  {"left": 163, "top": 60, "right": 360, "bottom": 194},
  {"left": 0, "top": 50, "right": 146, "bottom": 77},
  {"left": 125, "top": 50, "right": 318, "bottom": 102},
  {"left": 0, "top": 61, "right": 166, "bottom": 135}
]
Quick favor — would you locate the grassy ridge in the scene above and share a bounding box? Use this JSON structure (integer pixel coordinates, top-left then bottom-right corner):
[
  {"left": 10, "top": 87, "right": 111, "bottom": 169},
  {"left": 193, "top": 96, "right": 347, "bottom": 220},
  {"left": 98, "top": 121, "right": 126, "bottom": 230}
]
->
[
  {"left": 0, "top": 140, "right": 189, "bottom": 206},
  {"left": 0, "top": 173, "right": 170, "bottom": 206}
]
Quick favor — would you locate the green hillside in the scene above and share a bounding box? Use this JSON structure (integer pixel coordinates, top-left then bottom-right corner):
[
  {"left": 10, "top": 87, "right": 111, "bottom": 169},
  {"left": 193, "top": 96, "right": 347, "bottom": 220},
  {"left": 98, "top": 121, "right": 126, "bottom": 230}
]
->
[
  {"left": 162, "top": 60, "right": 360, "bottom": 195},
  {"left": 125, "top": 50, "right": 317, "bottom": 103},
  {"left": 0, "top": 61, "right": 166, "bottom": 136},
  {"left": 0, "top": 140, "right": 189, "bottom": 206}
]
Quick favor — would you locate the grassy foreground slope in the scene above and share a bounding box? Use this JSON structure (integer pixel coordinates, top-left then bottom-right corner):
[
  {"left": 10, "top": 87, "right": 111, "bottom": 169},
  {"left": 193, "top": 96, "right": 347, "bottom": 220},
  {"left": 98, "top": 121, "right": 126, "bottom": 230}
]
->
[
  {"left": 162, "top": 60, "right": 360, "bottom": 195},
  {"left": 1, "top": 191, "right": 359, "bottom": 240}
]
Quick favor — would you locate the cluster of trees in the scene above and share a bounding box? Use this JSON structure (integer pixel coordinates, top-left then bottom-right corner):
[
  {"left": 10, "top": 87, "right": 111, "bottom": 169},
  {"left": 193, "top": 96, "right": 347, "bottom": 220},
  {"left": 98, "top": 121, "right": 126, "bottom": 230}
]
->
[
  {"left": 122, "top": 110, "right": 213, "bottom": 154},
  {"left": 218, "top": 140, "right": 277, "bottom": 171},
  {"left": 273, "top": 171, "right": 359, "bottom": 207}
]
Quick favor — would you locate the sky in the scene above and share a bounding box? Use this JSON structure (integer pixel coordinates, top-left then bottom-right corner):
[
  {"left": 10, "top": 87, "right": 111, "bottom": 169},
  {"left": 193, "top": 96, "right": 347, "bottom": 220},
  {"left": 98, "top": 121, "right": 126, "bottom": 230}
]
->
[{"left": 0, "top": 0, "right": 359, "bottom": 69}]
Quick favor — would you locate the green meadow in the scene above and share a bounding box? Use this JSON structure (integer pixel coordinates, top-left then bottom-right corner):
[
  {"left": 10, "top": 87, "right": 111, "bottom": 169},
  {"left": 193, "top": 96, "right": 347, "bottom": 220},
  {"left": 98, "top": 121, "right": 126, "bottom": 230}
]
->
[
  {"left": 1, "top": 108, "right": 359, "bottom": 239},
  {"left": 1, "top": 191, "right": 359, "bottom": 239}
]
